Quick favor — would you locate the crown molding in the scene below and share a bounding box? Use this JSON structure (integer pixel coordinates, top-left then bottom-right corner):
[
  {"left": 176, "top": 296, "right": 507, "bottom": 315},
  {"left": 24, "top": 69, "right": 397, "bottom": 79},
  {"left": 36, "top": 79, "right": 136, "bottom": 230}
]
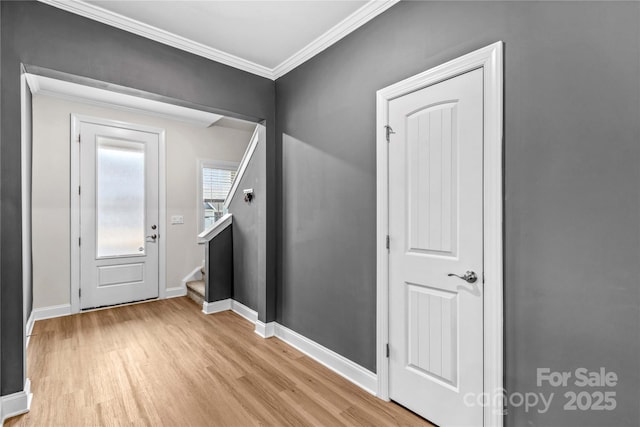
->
[
  {"left": 272, "top": 0, "right": 400, "bottom": 79},
  {"left": 26, "top": 73, "right": 223, "bottom": 127},
  {"left": 38, "top": 0, "right": 400, "bottom": 81},
  {"left": 37, "top": 0, "right": 273, "bottom": 79}
]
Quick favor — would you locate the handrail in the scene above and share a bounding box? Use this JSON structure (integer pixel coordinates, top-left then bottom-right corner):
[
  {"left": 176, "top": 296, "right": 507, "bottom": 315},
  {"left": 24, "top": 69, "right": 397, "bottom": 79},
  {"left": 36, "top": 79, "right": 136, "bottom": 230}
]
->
[
  {"left": 223, "top": 124, "right": 263, "bottom": 210},
  {"left": 197, "top": 213, "right": 232, "bottom": 244}
]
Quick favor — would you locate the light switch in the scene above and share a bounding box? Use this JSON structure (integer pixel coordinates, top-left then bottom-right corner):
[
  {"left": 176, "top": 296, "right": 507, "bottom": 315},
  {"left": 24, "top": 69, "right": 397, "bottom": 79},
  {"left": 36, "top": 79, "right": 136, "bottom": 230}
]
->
[{"left": 171, "top": 215, "right": 184, "bottom": 225}]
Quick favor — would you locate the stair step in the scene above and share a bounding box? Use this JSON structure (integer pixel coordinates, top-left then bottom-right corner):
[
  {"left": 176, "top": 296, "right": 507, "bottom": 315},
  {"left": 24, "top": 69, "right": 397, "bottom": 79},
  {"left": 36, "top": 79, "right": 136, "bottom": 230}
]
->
[
  {"left": 186, "top": 279, "right": 205, "bottom": 306},
  {"left": 186, "top": 280, "right": 205, "bottom": 296}
]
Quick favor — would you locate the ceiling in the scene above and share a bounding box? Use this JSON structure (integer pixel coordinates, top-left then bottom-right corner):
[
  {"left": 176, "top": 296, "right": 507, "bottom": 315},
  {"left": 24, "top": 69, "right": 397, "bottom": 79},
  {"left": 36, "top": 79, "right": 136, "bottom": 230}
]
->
[{"left": 40, "top": 0, "right": 399, "bottom": 80}]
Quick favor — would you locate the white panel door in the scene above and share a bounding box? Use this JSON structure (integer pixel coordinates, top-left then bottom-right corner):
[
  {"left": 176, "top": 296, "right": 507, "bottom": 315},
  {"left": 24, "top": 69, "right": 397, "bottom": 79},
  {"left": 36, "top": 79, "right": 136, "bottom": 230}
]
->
[
  {"left": 80, "top": 122, "right": 159, "bottom": 309},
  {"left": 388, "top": 68, "right": 484, "bottom": 426}
]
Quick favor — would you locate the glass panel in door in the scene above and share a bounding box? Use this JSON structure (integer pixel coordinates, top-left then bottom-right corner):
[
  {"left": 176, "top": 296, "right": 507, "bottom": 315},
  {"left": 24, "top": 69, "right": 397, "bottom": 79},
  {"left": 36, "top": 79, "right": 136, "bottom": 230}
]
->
[{"left": 96, "top": 137, "right": 146, "bottom": 258}]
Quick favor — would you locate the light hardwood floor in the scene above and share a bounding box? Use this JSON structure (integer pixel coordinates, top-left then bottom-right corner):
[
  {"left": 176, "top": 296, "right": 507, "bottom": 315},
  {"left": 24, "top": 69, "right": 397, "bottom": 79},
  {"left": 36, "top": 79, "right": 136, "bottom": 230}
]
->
[{"left": 7, "top": 297, "right": 432, "bottom": 426}]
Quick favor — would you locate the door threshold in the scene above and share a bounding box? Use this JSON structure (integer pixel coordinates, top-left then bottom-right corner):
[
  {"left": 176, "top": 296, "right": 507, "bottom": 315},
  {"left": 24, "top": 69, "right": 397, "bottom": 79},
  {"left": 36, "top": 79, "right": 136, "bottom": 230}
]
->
[{"left": 81, "top": 296, "right": 159, "bottom": 312}]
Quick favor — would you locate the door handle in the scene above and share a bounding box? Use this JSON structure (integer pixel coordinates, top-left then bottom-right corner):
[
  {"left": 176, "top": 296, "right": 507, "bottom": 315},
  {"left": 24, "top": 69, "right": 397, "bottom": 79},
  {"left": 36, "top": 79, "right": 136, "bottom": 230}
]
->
[
  {"left": 447, "top": 270, "right": 477, "bottom": 284},
  {"left": 146, "top": 234, "right": 157, "bottom": 240}
]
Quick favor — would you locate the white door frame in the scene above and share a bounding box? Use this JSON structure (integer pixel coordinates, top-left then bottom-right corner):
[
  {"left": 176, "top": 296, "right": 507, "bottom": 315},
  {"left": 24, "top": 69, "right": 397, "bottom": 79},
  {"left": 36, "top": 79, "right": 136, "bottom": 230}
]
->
[
  {"left": 20, "top": 70, "right": 33, "bottom": 398},
  {"left": 376, "top": 41, "right": 504, "bottom": 427},
  {"left": 70, "top": 114, "right": 167, "bottom": 313}
]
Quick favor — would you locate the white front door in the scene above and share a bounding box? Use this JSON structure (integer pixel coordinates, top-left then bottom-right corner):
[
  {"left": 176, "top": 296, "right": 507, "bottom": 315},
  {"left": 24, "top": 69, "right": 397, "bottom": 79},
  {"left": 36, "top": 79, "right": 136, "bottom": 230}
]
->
[
  {"left": 79, "top": 121, "right": 159, "bottom": 309},
  {"left": 388, "top": 68, "right": 484, "bottom": 426}
]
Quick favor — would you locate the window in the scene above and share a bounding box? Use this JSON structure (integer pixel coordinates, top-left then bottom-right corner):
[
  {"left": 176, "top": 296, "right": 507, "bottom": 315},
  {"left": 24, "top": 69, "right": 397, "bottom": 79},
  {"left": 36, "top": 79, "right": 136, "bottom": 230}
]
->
[{"left": 198, "top": 160, "right": 238, "bottom": 232}]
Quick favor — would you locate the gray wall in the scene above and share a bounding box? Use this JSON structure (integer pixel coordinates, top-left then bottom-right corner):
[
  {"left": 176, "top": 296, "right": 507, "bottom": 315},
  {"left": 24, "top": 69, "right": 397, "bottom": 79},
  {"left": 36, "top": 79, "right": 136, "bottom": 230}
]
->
[
  {"left": 276, "top": 2, "right": 640, "bottom": 426},
  {"left": 0, "top": 0, "right": 275, "bottom": 395},
  {"left": 228, "top": 131, "right": 271, "bottom": 321}
]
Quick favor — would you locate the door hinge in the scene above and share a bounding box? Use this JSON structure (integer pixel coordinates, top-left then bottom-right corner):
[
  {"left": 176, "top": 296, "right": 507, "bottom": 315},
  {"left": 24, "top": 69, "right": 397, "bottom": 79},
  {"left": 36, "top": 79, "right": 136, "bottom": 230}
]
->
[
  {"left": 77, "top": 134, "right": 81, "bottom": 143},
  {"left": 386, "top": 343, "right": 390, "bottom": 358},
  {"left": 384, "top": 125, "right": 395, "bottom": 142},
  {"left": 386, "top": 235, "right": 390, "bottom": 250},
  {"left": 78, "top": 237, "right": 81, "bottom": 246},
  {"left": 78, "top": 186, "right": 81, "bottom": 195},
  {"left": 79, "top": 288, "right": 81, "bottom": 298}
]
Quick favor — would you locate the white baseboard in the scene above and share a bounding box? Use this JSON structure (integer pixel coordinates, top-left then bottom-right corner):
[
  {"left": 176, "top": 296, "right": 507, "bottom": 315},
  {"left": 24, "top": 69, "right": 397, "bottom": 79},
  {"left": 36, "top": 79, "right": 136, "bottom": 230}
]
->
[
  {"left": 165, "top": 286, "right": 187, "bottom": 299},
  {"left": 177, "top": 265, "right": 203, "bottom": 301},
  {"left": 202, "top": 298, "right": 268, "bottom": 337},
  {"left": 32, "top": 287, "right": 186, "bottom": 322},
  {"left": 1, "top": 378, "right": 32, "bottom": 425},
  {"left": 200, "top": 298, "right": 376, "bottom": 395},
  {"left": 181, "top": 265, "right": 203, "bottom": 286},
  {"left": 30, "top": 297, "right": 378, "bottom": 400},
  {"left": 231, "top": 300, "right": 258, "bottom": 324},
  {"left": 202, "top": 299, "right": 231, "bottom": 314},
  {"left": 25, "top": 312, "right": 35, "bottom": 348},
  {"left": 255, "top": 320, "right": 275, "bottom": 338},
  {"left": 203, "top": 299, "right": 261, "bottom": 323},
  {"left": 274, "top": 323, "right": 377, "bottom": 395},
  {"left": 31, "top": 304, "right": 71, "bottom": 321}
]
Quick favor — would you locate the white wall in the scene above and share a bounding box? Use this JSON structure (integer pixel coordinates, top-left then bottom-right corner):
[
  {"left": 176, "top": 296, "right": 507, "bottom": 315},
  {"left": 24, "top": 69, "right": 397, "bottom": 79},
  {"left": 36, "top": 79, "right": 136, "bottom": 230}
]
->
[{"left": 31, "top": 95, "right": 252, "bottom": 309}]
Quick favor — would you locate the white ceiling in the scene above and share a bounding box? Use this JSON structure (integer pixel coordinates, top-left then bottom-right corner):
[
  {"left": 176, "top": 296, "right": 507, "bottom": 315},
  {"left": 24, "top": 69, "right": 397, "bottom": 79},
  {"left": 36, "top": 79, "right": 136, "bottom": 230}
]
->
[
  {"left": 88, "top": 1, "right": 365, "bottom": 69},
  {"left": 41, "top": 0, "right": 398, "bottom": 79}
]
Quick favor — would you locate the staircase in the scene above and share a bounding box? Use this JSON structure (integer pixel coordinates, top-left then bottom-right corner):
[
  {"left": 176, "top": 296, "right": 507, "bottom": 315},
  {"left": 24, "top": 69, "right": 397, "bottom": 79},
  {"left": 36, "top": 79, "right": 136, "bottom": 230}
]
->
[{"left": 186, "top": 267, "right": 206, "bottom": 306}]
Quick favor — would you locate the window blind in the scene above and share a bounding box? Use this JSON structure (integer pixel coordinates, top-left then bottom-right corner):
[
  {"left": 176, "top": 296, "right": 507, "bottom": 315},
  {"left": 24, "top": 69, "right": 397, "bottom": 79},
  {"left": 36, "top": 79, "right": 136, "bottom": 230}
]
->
[{"left": 203, "top": 167, "right": 236, "bottom": 202}]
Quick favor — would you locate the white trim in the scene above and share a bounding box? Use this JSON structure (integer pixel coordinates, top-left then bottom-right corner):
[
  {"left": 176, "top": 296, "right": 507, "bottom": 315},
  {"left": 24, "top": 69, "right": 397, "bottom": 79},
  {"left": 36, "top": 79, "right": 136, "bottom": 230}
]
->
[
  {"left": 20, "top": 71, "right": 33, "bottom": 396},
  {"left": 224, "top": 124, "right": 261, "bottom": 210},
  {"left": 70, "top": 115, "right": 81, "bottom": 313},
  {"left": 25, "top": 74, "right": 223, "bottom": 127},
  {"left": 24, "top": 73, "right": 40, "bottom": 93},
  {"left": 25, "top": 312, "right": 35, "bottom": 349},
  {"left": 274, "top": 323, "right": 377, "bottom": 395},
  {"left": 158, "top": 130, "right": 168, "bottom": 301},
  {"left": 197, "top": 213, "right": 233, "bottom": 244},
  {"left": 375, "top": 41, "right": 504, "bottom": 427},
  {"left": 180, "top": 264, "right": 203, "bottom": 292},
  {"left": 1, "top": 379, "right": 32, "bottom": 425},
  {"left": 199, "top": 297, "right": 377, "bottom": 395},
  {"left": 70, "top": 114, "right": 167, "bottom": 312},
  {"left": 202, "top": 298, "right": 232, "bottom": 315},
  {"left": 197, "top": 159, "right": 239, "bottom": 234},
  {"left": 375, "top": 69, "right": 390, "bottom": 403},
  {"left": 164, "top": 286, "right": 187, "bottom": 299},
  {"left": 31, "top": 304, "right": 72, "bottom": 321},
  {"left": 201, "top": 299, "right": 258, "bottom": 324},
  {"left": 254, "top": 321, "right": 275, "bottom": 338},
  {"left": 272, "top": 0, "right": 400, "bottom": 79},
  {"left": 26, "top": 299, "right": 380, "bottom": 408},
  {"left": 176, "top": 263, "right": 195, "bottom": 300},
  {"left": 37, "top": 0, "right": 273, "bottom": 79},
  {"left": 481, "top": 42, "right": 506, "bottom": 427},
  {"left": 230, "top": 300, "right": 259, "bottom": 324},
  {"left": 37, "top": 0, "right": 399, "bottom": 80},
  {"left": 202, "top": 297, "right": 268, "bottom": 337}
]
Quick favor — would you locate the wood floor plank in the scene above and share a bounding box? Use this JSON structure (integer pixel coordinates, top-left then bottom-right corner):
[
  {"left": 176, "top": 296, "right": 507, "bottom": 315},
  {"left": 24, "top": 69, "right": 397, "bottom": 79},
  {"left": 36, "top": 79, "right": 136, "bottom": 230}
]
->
[{"left": 6, "top": 297, "right": 432, "bottom": 426}]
